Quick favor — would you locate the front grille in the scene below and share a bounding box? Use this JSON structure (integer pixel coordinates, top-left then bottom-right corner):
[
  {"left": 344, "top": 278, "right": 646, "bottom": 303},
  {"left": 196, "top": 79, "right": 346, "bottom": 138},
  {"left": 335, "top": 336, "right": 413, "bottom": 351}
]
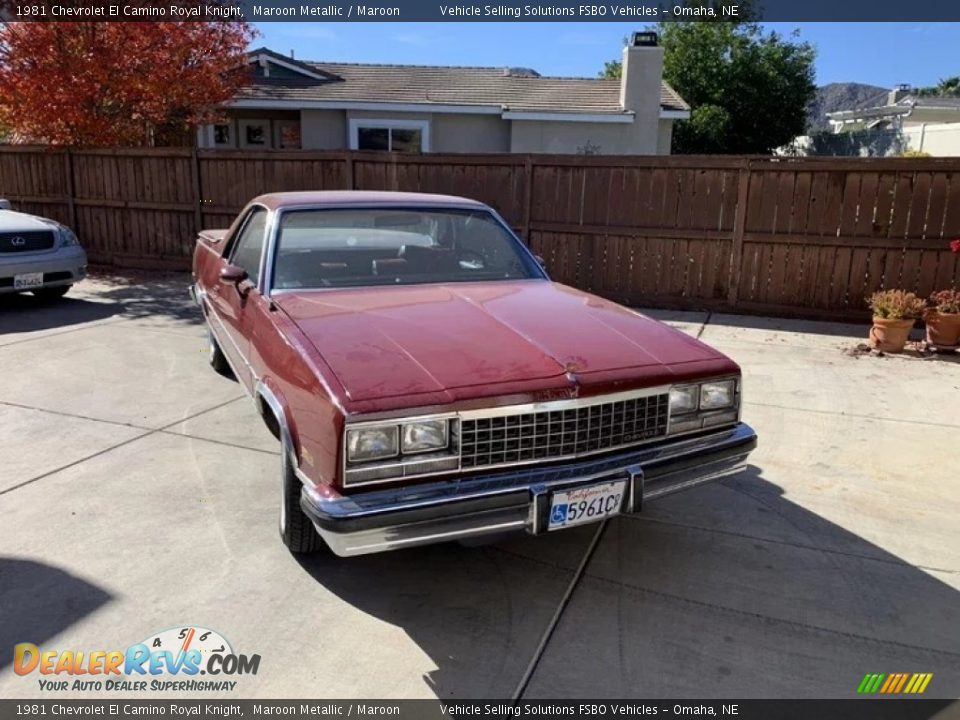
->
[
  {"left": 0, "top": 230, "right": 56, "bottom": 253},
  {"left": 460, "top": 393, "right": 670, "bottom": 469}
]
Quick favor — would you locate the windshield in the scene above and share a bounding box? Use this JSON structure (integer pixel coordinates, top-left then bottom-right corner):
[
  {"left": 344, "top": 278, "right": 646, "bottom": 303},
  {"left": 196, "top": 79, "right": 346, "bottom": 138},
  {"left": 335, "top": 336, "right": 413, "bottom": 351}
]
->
[{"left": 271, "top": 208, "right": 543, "bottom": 290}]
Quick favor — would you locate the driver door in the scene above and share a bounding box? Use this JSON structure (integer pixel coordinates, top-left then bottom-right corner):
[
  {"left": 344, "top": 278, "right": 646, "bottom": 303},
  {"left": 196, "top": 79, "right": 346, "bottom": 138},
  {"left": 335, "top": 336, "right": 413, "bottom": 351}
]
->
[{"left": 208, "top": 207, "right": 268, "bottom": 392}]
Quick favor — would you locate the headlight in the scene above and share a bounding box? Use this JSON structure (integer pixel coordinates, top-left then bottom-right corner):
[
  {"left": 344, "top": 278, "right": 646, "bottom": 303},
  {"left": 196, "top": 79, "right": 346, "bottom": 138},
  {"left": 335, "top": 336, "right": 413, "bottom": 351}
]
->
[
  {"left": 401, "top": 419, "right": 448, "bottom": 453},
  {"left": 346, "top": 426, "right": 398, "bottom": 463},
  {"left": 669, "top": 385, "right": 699, "bottom": 415},
  {"left": 700, "top": 380, "right": 735, "bottom": 410},
  {"left": 58, "top": 226, "right": 80, "bottom": 247}
]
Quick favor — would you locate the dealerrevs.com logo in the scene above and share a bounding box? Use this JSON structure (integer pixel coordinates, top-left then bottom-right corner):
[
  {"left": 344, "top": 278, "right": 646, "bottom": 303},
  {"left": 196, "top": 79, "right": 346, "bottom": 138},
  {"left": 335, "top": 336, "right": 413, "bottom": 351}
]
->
[{"left": 14, "top": 626, "right": 260, "bottom": 693}]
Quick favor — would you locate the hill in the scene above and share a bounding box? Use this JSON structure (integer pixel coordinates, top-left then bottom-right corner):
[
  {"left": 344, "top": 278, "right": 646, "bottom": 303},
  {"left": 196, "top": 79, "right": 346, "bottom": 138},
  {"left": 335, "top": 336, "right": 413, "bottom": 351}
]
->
[{"left": 807, "top": 83, "right": 888, "bottom": 133}]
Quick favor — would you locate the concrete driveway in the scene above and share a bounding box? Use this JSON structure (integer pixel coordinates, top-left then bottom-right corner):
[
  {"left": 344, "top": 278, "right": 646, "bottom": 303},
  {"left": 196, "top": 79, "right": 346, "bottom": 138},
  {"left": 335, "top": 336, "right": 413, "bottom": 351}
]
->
[{"left": 1, "top": 273, "right": 958, "bottom": 700}]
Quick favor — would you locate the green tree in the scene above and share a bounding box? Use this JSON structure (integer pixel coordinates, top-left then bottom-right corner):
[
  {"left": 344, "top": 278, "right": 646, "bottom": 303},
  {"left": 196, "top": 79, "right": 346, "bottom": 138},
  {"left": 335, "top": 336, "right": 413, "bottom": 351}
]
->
[
  {"left": 915, "top": 76, "right": 960, "bottom": 97},
  {"left": 599, "top": 59, "right": 622, "bottom": 79},
  {"left": 600, "top": 11, "right": 816, "bottom": 154}
]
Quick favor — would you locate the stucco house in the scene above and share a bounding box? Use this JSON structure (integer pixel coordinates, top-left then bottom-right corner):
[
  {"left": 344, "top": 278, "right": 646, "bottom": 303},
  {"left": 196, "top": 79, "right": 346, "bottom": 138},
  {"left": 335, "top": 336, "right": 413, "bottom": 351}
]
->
[
  {"left": 827, "top": 85, "right": 960, "bottom": 133},
  {"left": 198, "top": 34, "right": 689, "bottom": 155},
  {"left": 784, "top": 85, "right": 960, "bottom": 157}
]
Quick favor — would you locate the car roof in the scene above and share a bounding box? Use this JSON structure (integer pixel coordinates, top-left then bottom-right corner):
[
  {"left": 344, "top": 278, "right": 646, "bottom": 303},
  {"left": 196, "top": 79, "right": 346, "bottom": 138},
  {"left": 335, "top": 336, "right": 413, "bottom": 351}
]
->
[{"left": 252, "top": 190, "right": 490, "bottom": 211}]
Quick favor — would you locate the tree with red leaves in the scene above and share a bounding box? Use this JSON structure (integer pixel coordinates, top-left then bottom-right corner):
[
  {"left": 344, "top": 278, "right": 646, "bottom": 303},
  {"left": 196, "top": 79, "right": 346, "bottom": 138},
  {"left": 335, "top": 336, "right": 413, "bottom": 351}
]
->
[{"left": 0, "top": 22, "right": 256, "bottom": 146}]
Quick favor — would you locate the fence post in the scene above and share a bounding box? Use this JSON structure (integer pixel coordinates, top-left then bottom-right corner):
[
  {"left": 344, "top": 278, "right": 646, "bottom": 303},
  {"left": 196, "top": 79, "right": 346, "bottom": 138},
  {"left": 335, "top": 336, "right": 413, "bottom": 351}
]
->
[
  {"left": 344, "top": 151, "right": 355, "bottom": 190},
  {"left": 191, "top": 147, "right": 203, "bottom": 234},
  {"left": 521, "top": 155, "right": 533, "bottom": 244},
  {"left": 64, "top": 148, "right": 77, "bottom": 231},
  {"left": 727, "top": 161, "right": 752, "bottom": 308}
]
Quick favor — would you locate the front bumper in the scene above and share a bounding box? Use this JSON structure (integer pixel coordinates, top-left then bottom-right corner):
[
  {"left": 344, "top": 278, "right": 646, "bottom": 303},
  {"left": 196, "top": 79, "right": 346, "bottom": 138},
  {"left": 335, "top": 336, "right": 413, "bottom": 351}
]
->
[
  {"left": 301, "top": 423, "right": 757, "bottom": 557},
  {"left": 0, "top": 248, "right": 87, "bottom": 294}
]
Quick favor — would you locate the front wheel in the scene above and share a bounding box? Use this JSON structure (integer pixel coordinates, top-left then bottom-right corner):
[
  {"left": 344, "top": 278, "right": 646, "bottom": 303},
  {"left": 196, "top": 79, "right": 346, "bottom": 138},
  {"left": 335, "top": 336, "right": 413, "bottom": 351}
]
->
[
  {"left": 279, "top": 435, "right": 324, "bottom": 554},
  {"left": 208, "top": 330, "right": 232, "bottom": 376}
]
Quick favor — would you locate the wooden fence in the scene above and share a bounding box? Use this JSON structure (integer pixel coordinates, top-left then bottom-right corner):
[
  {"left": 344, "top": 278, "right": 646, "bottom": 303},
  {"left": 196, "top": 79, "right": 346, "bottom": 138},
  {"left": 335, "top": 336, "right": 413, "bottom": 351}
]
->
[{"left": 1, "top": 146, "right": 959, "bottom": 319}]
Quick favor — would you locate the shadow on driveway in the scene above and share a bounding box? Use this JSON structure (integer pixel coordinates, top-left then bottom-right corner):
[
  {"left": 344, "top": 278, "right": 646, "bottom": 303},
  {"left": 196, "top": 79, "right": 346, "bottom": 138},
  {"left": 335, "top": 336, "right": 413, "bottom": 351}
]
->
[
  {"left": 0, "top": 558, "right": 112, "bottom": 673},
  {"left": 0, "top": 270, "right": 200, "bottom": 337},
  {"left": 296, "top": 467, "right": 960, "bottom": 702},
  {"left": 0, "top": 293, "right": 120, "bottom": 335},
  {"left": 85, "top": 270, "right": 201, "bottom": 325}
]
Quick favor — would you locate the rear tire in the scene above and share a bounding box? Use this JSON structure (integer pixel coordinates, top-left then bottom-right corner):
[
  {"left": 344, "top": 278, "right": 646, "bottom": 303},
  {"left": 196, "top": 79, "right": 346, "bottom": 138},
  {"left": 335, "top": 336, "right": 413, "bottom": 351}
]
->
[
  {"left": 279, "top": 435, "right": 324, "bottom": 554},
  {"left": 208, "top": 330, "right": 232, "bottom": 376},
  {"left": 32, "top": 285, "right": 70, "bottom": 301}
]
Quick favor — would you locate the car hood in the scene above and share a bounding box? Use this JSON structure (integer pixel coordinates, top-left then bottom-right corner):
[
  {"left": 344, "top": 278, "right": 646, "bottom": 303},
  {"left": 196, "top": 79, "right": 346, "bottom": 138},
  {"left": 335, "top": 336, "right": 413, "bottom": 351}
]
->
[
  {"left": 274, "top": 281, "right": 729, "bottom": 402},
  {"left": 0, "top": 210, "right": 58, "bottom": 232}
]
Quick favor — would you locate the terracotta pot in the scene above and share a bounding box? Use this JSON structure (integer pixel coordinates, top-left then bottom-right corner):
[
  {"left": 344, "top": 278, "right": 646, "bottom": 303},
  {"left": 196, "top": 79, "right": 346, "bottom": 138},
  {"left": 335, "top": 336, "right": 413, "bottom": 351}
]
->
[
  {"left": 869, "top": 317, "right": 915, "bottom": 352},
  {"left": 925, "top": 310, "right": 960, "bottom": 347}
]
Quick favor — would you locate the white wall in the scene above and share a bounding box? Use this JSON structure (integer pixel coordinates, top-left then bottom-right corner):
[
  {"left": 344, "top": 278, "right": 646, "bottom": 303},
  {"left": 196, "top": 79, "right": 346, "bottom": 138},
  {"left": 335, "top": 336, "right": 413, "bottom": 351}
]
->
[
  {"left": 786, "top": 121, "right": 960, "bottom": 157},
  {"left": 902, "top": 122, "right": 960, "bottom": 156},
  {"left": 300, "top": 109, "right": 346, "bottom": 149}
]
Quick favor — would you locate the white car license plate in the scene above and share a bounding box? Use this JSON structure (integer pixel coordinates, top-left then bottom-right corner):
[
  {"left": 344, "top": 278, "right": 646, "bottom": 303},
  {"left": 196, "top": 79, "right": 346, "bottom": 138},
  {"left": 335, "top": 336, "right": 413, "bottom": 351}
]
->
[
  {"left": 548, "top": 480, "right": 627, "bottom": 531},
  {"left": 14, "top": 272, "right": 43, "bottom": 290}
]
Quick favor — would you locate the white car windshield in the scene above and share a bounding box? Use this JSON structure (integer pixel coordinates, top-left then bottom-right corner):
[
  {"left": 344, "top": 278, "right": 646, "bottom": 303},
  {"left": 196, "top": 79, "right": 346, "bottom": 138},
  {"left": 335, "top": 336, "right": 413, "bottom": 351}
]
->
[{"left": 271, "top": 208, "right": 543, "bottom": 290}]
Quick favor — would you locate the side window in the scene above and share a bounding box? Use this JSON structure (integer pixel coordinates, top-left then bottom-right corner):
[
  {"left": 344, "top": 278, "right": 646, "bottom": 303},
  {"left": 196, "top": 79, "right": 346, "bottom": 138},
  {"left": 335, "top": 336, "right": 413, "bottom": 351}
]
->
[{"left": 229, "top": 209, "right": 268, "bottom": 286}]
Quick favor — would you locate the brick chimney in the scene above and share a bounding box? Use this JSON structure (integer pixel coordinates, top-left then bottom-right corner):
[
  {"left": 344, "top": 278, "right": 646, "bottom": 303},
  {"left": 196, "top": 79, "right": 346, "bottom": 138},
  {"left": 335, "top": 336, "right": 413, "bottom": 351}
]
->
[{"left": 620, "top": 32, "right": 664, "bottom": 131}]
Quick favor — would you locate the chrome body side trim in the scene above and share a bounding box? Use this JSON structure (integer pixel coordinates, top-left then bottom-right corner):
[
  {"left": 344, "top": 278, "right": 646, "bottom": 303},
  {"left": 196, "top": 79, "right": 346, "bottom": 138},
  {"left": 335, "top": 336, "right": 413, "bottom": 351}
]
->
[{"left": 302, "top": 422, "right": 757, "bottom": 557}]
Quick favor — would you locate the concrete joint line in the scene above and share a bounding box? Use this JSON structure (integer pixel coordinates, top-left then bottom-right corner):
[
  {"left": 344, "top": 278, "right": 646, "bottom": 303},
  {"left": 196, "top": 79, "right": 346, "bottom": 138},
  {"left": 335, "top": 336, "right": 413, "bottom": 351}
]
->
[
  {"left": 696, "top": 311, "right": 713, "bottom": 340},
  {"left": 0, "top": 316, "right": 129, "bottom": 349},
  {"left": 585, "top": 573, "right": 960, "bottom": 662},
  {"left": 0, "top": 395, "right": 246, "bottom": 497},
  {"left": 510, "top": 520, "right": 609, "bottom": 702},
  {"left": 621, "top": 514, "right": 960, "bottom": 576},
  {"left": 745, "top": 400, "right": 960, "bottom": 430},
  {"left": 156, "top": 429, "right": 281, "bottom": 457},
  {"left": 0, "top": 399, "right": 156, "bottom": 433}
]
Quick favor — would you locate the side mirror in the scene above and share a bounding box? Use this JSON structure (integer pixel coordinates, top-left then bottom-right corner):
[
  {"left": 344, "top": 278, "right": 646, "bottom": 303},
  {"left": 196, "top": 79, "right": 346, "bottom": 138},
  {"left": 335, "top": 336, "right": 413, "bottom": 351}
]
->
[
  {"left": 0, "top": 199, "right": 12, "bottom": 211},
  {"left": 534, "top": 255, "right": 547, "bottom": 270},
  {"left": 220, "top": 264, "right": 247, "bottom": 284}
]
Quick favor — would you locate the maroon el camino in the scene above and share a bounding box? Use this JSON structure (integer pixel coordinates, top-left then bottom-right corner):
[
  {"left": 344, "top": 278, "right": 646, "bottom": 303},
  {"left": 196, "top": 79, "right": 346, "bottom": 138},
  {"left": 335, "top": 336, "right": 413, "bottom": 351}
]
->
[{"left": 191, "top": 191, "right": 756, "bottom": 557}]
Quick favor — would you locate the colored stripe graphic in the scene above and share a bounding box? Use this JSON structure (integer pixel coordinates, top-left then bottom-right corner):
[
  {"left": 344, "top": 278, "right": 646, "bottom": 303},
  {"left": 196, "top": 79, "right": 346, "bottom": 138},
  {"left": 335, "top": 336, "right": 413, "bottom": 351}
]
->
[
  {"left": 857, "top": 673, "right": 885, "bottom": 693},
  {"left": 857, "top": 673, "right": 932, "bottom": 694}
]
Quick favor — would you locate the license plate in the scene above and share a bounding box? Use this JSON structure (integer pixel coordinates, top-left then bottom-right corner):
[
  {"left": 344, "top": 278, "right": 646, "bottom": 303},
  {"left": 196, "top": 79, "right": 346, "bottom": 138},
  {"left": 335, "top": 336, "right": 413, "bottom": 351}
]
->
[
  {"left": 548, "top": 480, "right": 626, "bottom": 531},
  {"left": 14, "top": 272, "right": 43, "bottom": 290}
]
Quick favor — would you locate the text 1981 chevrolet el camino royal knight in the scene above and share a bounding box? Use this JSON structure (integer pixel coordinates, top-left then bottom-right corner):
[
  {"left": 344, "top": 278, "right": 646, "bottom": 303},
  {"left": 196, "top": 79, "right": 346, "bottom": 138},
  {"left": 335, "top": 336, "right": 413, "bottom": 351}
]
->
[{"left": 191, "top": 191, "right": 756, "bottom": 557}]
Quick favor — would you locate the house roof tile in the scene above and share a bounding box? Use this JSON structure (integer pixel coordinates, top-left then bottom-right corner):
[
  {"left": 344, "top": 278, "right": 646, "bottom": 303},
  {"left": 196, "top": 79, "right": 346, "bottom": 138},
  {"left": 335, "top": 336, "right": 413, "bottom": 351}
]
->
[{"left": 237, "top": 55, "right": 689, "bottom": 115}]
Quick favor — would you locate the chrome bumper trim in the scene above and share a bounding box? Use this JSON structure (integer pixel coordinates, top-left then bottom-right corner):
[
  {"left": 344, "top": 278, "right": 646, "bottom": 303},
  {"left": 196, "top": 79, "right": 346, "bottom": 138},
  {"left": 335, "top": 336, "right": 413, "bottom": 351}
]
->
[{"left": 301, "top": 423, "right": 757, "bottom": 557}]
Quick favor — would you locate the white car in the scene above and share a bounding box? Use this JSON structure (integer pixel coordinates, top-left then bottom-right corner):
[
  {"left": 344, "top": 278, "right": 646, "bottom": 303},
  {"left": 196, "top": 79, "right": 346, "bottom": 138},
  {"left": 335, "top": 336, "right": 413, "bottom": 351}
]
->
[{"left": 0, "top": 199, "right": 87, "bottom": 299}]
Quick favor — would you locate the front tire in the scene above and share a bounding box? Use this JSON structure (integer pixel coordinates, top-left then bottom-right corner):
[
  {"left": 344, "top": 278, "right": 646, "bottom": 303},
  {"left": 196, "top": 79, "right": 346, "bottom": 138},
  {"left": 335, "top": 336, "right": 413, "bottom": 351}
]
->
[
  {"left": 33, "top": 285, "right": 70, "bottom": 301},
  {"left": 279, "top": 435, "right": 324, "bottom": 554},
  {"left": 208, "top": 330, "right": 232, "bottom": 376}
]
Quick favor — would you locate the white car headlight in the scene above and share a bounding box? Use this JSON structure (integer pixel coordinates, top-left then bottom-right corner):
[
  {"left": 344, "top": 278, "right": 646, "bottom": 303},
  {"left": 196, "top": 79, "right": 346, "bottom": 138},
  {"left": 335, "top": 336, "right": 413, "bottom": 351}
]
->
[
  {"left": 58, "top": 226, "right": 80, "bottom": 247},
  {"left": 700, "top": 380, "right": 735, "bottom": 410},
  {"left": 669, "top": 385, "right": 699, "bottom": 415},
  {"left": 401, "top": 419, "right": 448, "bottom": 453},
  {"left": 347, "top": 426, "right": 398, "bottom": 463}
]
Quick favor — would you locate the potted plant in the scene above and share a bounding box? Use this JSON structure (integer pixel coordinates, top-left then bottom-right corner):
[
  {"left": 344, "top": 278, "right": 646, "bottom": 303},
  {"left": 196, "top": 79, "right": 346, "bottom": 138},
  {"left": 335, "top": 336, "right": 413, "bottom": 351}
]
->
[
  {"left": 867, "top": 290, "right": 925, "bottom": 352},
  {"left": 924, "top": 289, "right": 960, "bottom": 348}
]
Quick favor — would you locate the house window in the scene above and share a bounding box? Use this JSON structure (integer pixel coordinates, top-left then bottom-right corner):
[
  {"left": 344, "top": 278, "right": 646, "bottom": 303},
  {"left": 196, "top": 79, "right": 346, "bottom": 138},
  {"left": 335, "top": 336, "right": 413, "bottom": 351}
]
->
[
  {"left": 349, "top": 119, "right": 430, "bottom": 153},
  {"left": 275, "top": 121, "right": 301, "bottom": 149},
  {"left": 239, "top": 119, "right": 272, "bottom": 149},
  {"left": 213, "top": 123, "right": 234, "bottom": 148}
]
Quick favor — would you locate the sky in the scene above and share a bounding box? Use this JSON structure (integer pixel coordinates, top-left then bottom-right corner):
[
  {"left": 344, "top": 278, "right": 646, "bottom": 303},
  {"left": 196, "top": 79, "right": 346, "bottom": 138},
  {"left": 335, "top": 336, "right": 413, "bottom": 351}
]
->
[{"left": 255, "top": 22, "right": 959, "bottom": 89}]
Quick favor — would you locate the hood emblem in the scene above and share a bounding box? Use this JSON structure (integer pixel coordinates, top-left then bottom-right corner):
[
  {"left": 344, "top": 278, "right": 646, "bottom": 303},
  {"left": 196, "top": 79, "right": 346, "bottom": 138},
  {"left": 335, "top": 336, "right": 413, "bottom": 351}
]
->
[{"left": 565, "top": 371, "right": 580, "bottom": 398}]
